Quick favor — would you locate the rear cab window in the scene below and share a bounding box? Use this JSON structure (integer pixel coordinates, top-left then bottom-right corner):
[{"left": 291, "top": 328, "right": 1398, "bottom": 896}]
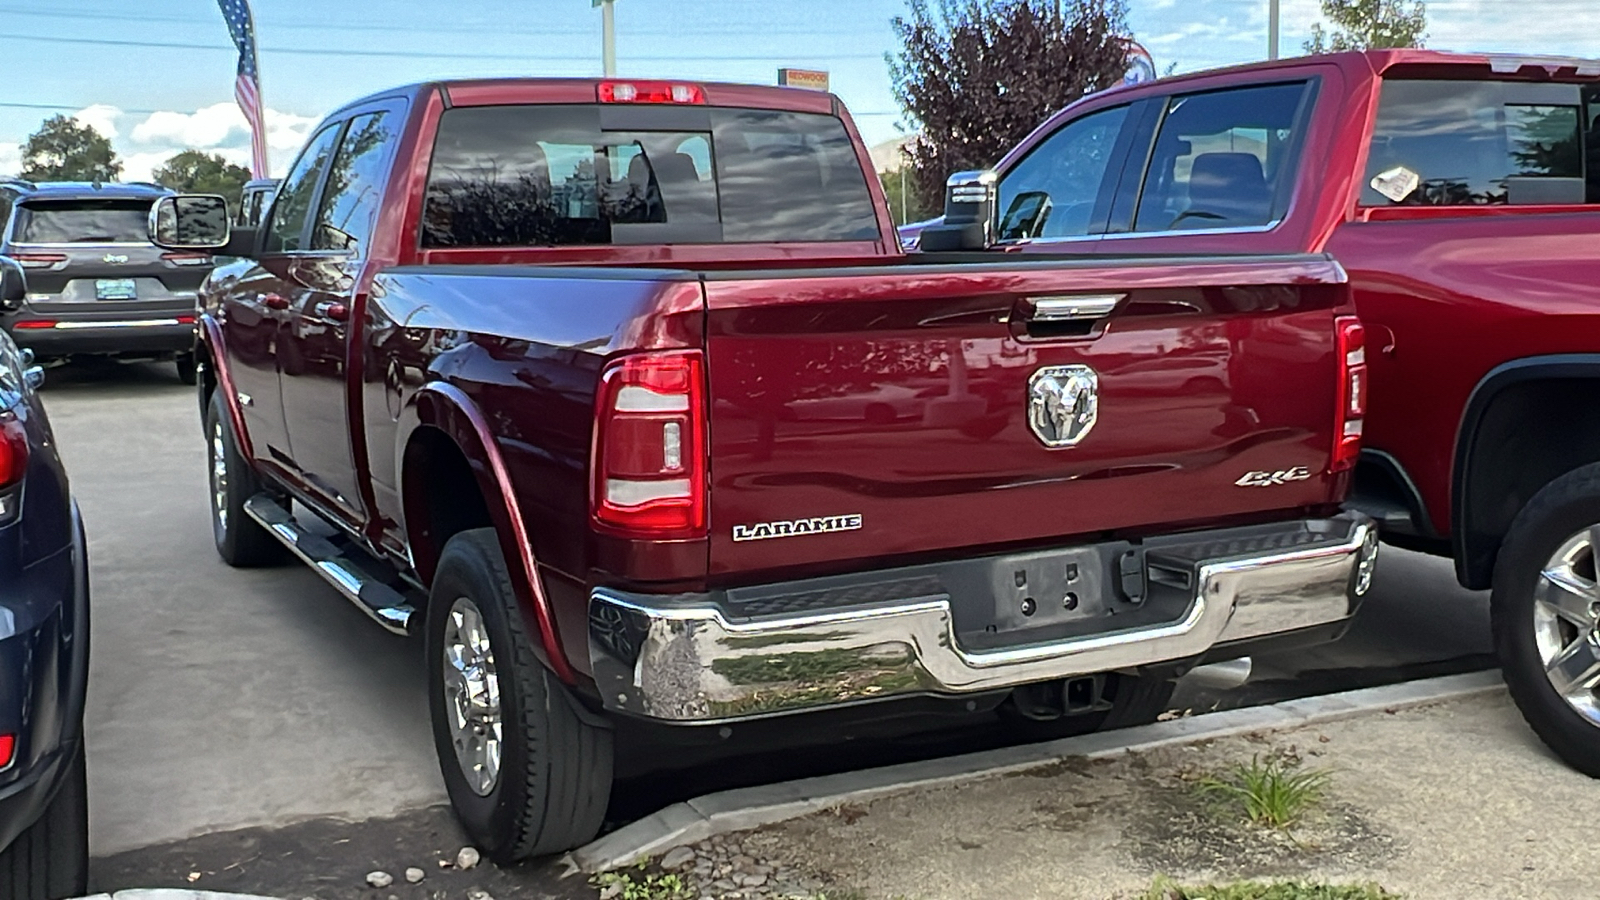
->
[
  {"left": 12, "top": 199, "right": 154, "bottom": 244},
  {"left": 1363, "top": 78, "right": 1600, "bottom": 207},
  {"left": 421, "top": 105, "right": 880, "bottom": 247}
]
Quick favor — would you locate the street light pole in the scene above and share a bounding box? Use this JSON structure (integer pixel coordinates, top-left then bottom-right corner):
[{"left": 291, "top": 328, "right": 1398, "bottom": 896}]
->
[
  {"left": 1268, "top": 0, "right": 1280, "bottom": 60},
  {"left": 596, "top": 0, "right": 617, "bottom": 76}
]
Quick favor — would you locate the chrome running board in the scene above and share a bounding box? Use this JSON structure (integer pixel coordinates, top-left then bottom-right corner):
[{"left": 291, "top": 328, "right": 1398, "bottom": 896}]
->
[{"left": 243, "top": 494, "right": 416, "bottom": 635}]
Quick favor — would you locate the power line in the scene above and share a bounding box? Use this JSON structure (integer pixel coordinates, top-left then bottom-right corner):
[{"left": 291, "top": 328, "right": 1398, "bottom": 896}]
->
[
  {"left": 0, "top": 5, "right": 888, "bottom": 39},
  {"left": 0, "top": 31, "right": 885, "bottom": 62}
]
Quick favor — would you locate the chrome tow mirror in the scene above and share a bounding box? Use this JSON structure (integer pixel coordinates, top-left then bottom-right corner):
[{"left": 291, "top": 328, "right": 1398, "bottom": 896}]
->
[{"left": 915, "top": 170, "right": 999, "bottom": 252}]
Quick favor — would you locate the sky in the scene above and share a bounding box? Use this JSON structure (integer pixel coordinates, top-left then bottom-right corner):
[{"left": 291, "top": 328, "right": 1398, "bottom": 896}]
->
[{"left": 3, "top": 0, "right": 1600, "bottom": 181}]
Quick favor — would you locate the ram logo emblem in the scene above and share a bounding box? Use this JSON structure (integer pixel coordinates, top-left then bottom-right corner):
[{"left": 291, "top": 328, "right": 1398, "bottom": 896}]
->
[{"left": 1028, "top": 365, "right": 1099, "bottom": 448}]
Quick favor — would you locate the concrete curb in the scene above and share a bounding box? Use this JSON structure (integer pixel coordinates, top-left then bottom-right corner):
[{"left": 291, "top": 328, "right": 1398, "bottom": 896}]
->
[
  {"left": 570, "top": 669, "right": 1506, "bottom": 873},
  {"left": 75, "top": 892, "right": 281, "bottom": 900}
]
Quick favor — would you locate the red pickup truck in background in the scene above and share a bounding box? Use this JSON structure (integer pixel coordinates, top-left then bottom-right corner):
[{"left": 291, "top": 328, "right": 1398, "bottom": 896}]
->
[
  {"left": 911, "top": 49, "right": 1600, "bottom": 779},
  {"left": 150, "top": 77, "right": 1376, "bottom": 858}
]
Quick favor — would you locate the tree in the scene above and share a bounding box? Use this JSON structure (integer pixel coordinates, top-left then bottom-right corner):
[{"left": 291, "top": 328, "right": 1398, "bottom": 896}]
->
[
  {"left": 890, "top": 0, "right": 1132, "bottom": 211},
  {"left": 1304, "top": 0, "right": 1427, "bottom": 53},
  {"left": 879, "top": 167, "right": 940, "bottom": 226},
  {"left": 20, "top": 115, "right": 122, "bottom": 182},
  {"left": 153, "top": 150, "right": 253, "bottom": 212}
]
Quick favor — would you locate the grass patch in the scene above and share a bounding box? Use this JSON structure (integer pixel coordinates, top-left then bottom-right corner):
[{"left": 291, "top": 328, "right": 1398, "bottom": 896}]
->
[
  {"left": 1139, "top": 877, "right": 1401, "bottom": 899},
  {"left": 590, "top": 863, "right": 692, "bottom": 900},
  {"left": 1198, "top": 754, "right": 1334, "bottom": 830}
]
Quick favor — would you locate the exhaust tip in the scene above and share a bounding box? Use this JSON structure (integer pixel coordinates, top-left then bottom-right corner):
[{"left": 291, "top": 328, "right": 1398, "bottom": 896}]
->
[{"left": 1186, "top": 656, "right": 1253, "bottom": 690}]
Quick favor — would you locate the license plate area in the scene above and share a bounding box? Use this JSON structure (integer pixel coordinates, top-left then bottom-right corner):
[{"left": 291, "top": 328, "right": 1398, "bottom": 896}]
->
[
  {"left": 981, "top": 547, "right": 1110, "bottom": 633},
  {"left": 96, "top": 279, "right": 137, "bottom": 300},
  {"left": 945, "top": 544, "right": 1191, "bottom": 652}
]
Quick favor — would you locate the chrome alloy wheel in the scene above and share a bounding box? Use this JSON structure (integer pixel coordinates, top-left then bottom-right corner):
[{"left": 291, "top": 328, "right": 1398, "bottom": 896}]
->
[
  {"left": 210, "top": 417, "right": 229, "bottom": 532},
  {"left": 442, "top": 597, "right": 503, "bottom": 796},
  {"left": 1534, "top": 528, "right": 1600, "bottom": 726}
]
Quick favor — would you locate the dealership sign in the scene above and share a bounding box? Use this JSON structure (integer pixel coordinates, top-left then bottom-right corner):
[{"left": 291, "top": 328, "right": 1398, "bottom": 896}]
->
[{"left": 778, "top": 68, "right": 830, "bottom": 91}]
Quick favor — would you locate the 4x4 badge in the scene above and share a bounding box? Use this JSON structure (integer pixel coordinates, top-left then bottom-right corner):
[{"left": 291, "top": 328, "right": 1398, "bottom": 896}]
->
[
  {"left": 1236, "top": 466, "right": 1313, "bottom": 488},
  {"left": 1028, "top": 365, "right": 1098, "bottom": 448}
]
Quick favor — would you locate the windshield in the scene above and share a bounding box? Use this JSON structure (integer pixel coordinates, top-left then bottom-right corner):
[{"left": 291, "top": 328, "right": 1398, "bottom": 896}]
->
[{"left": 12, "top": 199, "right": 154, "bottom": 244}]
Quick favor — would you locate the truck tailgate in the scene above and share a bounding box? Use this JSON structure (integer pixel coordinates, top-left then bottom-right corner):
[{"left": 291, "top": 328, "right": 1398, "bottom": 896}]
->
[{"left": 705, "top": 255, "right": 1350, "bottom": 578}]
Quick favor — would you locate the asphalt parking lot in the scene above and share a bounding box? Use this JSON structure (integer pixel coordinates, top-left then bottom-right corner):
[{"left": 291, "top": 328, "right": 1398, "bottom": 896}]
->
[{"left": 34, "top": 360, "right": 1495, "bottom": 893}]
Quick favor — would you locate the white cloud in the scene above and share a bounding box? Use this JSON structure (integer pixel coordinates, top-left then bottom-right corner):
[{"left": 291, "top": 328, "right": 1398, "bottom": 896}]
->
[
  {"left": 104, "top": 104, "right": 319, "bottom": 180},
  {"left": 72, "top": 104, "right": 123, "bottom": 141},
  {"left": 0, "top": 142, "right": 18, "bottom": 178},
  {"left": 131, "top": 103, "right": 242, "bottom": 150}
]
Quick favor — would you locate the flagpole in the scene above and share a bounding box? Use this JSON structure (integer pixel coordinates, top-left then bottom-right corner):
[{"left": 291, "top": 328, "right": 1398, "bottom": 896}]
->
[
  {"left": 595, "top": 0, "right": 617, "bottom": 76},
  {"left": 1268, "top": 0, "right": 1280, "bottom": 60}
]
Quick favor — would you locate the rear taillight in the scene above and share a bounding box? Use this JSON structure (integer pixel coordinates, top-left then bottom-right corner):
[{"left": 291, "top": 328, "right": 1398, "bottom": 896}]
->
[
  {"left": 162, "top": 252, "right": 213, "bottom": 267},
  {"left": 592, "top": 351, "right": 707, "bottom": 538},
  {"left": 10, "top": 254, "right": 65, "bottom": 270},
  {"left": 11, "top": 320, "right": 56, "bottom": 330},
  {"left": 598, "top": 81, "right": 706, "bottom": 104},
  {"left": 0, "top": 419, "right": 25, "bottom": 489},
  {"left": 0, "top": 734, "right": 12, "bottom": 769},
  {"left": 1331, "top": 316, "right": 1367, "bottom": 473},
  {"left": 0, "top": 418, "right": 26, "bottom": 523}
]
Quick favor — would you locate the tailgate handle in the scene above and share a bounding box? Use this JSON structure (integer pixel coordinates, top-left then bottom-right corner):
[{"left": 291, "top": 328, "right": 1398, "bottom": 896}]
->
[
  {"left": 1017, "top": 294, "right": 1123, "bottom": 338},
  {"left": 1024, "top": 294, "right": 1123, "bottom": 322}
]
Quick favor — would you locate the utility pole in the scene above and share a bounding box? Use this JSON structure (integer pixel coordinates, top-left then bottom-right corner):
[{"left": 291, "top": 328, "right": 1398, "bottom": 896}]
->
[
  {"left": 594, "top": 0, "right": 617, "bottom": 76},
  {"left": 1268, "top": 0, "right": 1280, "bottom": 60}
]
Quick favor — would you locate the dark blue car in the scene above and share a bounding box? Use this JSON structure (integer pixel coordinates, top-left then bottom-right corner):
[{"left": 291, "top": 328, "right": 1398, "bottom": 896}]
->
[{"left": 0, "top": 256, "right": 89, "bottom": 899}]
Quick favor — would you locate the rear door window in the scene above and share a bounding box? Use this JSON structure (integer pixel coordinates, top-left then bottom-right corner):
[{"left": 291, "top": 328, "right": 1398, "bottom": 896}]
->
[
  {"left": 264, "top": 123, "right": 343, "bottom": 254},
  {"left": 995, "top": 105, "right": 1131, "bottom": 241},
  {"left": 422, "top": 105, "right": 879, "bottom": 247},
  {"left": 1132, "top": 81, "right": 1313, "bottom": 233},
  {"left": 12, "top": 199, "right": 153, "bottom": 244},
  {"left": 312, "top": 111, "right": 399, "bottom": 254},
  {"left": 1363, "top": 79, "right": 1593, "bottom": 206}
]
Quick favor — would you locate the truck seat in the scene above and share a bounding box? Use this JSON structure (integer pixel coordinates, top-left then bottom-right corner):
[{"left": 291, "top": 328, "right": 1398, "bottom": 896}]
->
[{"left": 1182, "top": 152, "right": 1272, "bottom": 228}]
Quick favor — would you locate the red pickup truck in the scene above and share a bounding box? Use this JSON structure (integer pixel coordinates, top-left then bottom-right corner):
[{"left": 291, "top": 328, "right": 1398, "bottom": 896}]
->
[
  {"left": 911, "top": 49, "right": 1600, "bottom": 779},
  {"left": 149, "top": 77, "right": 1376, "bottom": 859}
]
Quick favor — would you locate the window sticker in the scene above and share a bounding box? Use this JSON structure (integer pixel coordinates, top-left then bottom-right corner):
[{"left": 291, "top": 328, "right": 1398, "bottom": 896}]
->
[{"left": 1370, "top": 165, "right": 1421, "bottom": 203}]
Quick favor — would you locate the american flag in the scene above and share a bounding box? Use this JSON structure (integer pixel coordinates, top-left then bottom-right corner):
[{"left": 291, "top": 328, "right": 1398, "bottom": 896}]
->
[{"left": 218, "top": 0, "right": 268, "bottom": 177}]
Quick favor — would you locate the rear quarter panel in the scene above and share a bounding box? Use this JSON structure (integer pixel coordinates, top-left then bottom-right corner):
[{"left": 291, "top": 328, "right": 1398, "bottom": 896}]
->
[
  {"left": 364, "top": 267, "right": 706, "bottom": 591},
  {"left": 1327, "top": 209, "right": 1600, "bottom": 534}
]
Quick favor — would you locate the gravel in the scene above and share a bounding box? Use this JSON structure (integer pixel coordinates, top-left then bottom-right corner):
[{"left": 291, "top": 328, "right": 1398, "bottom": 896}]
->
[{"left": 661, "top": 832, "right": 832, "bottom": 900}]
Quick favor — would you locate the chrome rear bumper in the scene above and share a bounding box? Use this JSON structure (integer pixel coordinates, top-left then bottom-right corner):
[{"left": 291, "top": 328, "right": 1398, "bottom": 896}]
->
[{"left": 589, "top": 513, "right": 1378, "bottom": 723}]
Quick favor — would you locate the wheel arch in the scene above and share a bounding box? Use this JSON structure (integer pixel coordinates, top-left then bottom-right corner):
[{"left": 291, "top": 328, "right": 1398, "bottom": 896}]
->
[
  {"left": 1454, "top": 355, "right": 1600, "bottom": 589},
  {"left": 401, "top": 382, "right": 576, "bottom": 683}
]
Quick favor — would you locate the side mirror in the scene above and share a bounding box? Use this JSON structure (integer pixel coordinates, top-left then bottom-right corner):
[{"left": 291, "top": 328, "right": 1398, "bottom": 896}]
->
[
  {"left": 915, "top": 170, "right": 998, "bottom": 252},
  {"left": 150, "top": 195, "right": 232, "bottom": 250},
  {"left": 0, "top": 256, "right": 25, "bottom": 312}
]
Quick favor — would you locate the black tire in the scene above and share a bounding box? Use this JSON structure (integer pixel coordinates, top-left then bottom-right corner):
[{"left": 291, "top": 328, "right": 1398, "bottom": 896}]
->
[
  {"left": 426, "top": 529, "right": 613, "bottom": 862},
  {"left": 175, "top": 352, "right": 198, "bottom": 386},
  {"left": 1492, "top": 462, "right": 1600, "bottom": 778},
  {"left": 998, "top": 672, "right": 1176, "bottom": 741},
  {"left": 0, "top": 741, "right": 88, "bottom": 900},
  {"left": 204, "top": 392, "right": 286, "bottom": 567}
]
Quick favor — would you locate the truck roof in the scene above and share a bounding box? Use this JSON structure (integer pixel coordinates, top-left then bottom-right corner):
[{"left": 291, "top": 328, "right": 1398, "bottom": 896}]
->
[
  {"left": 1100, "top": 49, "right": 1600, "bottom": 101},
  {"left": 329, "top": 77, "right": 840, "bottom": 120}
]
